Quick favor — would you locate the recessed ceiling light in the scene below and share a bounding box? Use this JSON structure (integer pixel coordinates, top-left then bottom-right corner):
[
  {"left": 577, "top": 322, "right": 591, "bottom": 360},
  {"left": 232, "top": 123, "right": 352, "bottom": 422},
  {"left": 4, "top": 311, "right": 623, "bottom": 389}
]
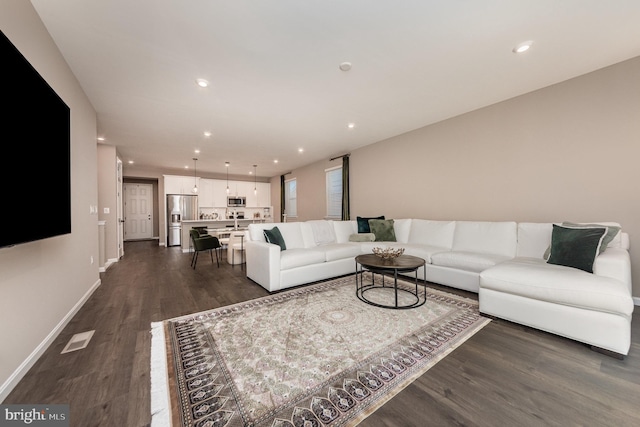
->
[
  {"left": 513, "top": 41, "right": 533, "bottom": 53},
  {"left": 128, "top": 160, "right": 134, "bottom": 164},
  {"left": 196, "top": 78, "right": 209, "bottom": 88},
  {"left": 203, "top": 131, "right": 211, "bottom": 137},
  {"left": 273, "top": 159, "right": 279, "bottom": 164},
  {"left": 194, "top": 149, "right": 200, "bottom": 154},
  {"left": 298, "top": 148, "right": 304, "bottom": 153},
  {"left": 339, "top": 62, "right": 352, "bottom": 71},
  {"left": 97, "top": 137, "right": 105, "bottom": 141},
  {"left": 347, "top": 123, "right": 355, "bottom": 129}
]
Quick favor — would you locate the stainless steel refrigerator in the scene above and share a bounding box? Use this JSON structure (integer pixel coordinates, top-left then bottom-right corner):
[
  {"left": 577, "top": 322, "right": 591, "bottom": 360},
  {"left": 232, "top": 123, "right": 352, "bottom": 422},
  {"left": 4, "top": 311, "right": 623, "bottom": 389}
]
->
[{"left": 167, "top": 194, "right": 198, "bottom": 246}]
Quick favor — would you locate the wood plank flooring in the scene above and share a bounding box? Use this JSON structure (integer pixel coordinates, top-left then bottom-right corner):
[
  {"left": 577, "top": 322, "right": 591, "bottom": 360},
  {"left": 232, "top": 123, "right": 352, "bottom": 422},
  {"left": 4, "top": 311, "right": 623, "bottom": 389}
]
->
[{"left": 4, "top": 240, "right": 639, "bottom": 426}]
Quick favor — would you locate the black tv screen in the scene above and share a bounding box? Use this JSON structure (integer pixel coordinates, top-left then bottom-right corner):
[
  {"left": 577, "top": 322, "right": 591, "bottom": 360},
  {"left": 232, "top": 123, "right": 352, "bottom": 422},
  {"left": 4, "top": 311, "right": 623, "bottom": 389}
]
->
[{"left": 1, "top": 30, "right": 71, "bottom": 248}]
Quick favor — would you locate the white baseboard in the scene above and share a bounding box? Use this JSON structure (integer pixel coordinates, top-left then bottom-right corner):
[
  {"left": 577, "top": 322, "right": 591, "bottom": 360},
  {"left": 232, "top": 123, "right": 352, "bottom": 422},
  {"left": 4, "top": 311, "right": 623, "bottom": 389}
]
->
[
  {"left": 99, "top": 258, "right": 118, "bottom": 273},
  {"left": 0, "top": 278, "right": 102, "bottom": 402}
]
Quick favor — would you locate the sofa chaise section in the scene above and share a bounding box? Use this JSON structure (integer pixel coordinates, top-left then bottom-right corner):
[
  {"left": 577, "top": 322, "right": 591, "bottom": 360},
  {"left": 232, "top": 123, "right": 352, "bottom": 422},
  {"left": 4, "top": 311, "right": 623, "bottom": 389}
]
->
[{"left": 479, "top": 222, "right": 634, "bottom": 356}]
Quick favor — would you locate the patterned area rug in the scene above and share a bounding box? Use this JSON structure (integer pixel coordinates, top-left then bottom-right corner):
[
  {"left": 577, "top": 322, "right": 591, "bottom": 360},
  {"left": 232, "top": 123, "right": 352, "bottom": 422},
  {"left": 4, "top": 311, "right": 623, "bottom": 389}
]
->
[{"left": 150, "top": 274, "right": 490, "bottom": 427}]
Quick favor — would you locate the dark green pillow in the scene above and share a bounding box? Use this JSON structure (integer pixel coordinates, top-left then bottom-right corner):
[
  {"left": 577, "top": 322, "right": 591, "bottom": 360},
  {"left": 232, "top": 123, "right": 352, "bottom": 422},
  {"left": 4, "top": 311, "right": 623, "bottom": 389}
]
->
[
  {"left": 357, "top": 215, "right": 385, "bottom": 233},
  {"left": 263, "top": 227, "right": 286, "bottom": 251},
  {"left": 547, "top": 225, "right": 607, "bottom": 273},
  {"left": 368, "top": 219, "right": 396, "bottom": 242}
]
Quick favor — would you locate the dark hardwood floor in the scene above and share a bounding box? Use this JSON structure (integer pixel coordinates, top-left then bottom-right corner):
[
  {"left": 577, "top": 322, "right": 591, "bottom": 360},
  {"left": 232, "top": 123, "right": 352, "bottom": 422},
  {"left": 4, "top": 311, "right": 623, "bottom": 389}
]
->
[{"left": 5, "top": 241, "right": 639, "bottom": 426}]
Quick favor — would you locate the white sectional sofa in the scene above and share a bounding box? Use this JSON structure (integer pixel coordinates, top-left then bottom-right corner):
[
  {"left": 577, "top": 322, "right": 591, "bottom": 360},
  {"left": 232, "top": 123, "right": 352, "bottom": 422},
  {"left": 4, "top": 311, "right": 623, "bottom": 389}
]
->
[{"left": 245, "top": 219, "right": 634, "bottom": 356}]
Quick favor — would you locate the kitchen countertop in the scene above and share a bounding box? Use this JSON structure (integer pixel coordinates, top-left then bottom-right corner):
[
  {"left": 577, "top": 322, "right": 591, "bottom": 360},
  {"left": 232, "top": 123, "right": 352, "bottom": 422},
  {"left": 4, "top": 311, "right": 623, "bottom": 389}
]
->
[{"left": 182, "top": 218, "right": 271, "bottom": 223}]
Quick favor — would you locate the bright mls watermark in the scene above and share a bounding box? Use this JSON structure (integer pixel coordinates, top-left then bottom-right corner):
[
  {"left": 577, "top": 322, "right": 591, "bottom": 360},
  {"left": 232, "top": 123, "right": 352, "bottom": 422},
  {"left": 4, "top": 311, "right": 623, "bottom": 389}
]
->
[{"left": 0, "top": 405, "right": 69, "bottom": 427}]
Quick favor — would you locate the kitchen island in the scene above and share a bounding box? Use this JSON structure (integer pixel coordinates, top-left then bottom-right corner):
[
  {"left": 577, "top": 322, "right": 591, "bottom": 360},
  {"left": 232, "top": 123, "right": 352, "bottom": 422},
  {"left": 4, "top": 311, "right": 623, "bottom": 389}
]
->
[{"left": 180, "top": 219, "right": 261, "bottom": 253}]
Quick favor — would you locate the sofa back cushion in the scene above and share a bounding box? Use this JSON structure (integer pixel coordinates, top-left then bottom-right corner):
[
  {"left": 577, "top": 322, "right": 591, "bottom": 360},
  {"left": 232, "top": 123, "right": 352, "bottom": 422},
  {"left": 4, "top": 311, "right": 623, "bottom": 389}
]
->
[
  {"left": 408, "top": 219, "right": 455, "bottom": 249},
  {"left": 333, "top": 220, "right": 358, "bottom": 243},
  {"left": 392, "top": 219, "right": 412, "bottom": 243},
  {"left": 248, "top": 222, "right": 309, "bottom": 249},
  {"left": 453, "top": 221, "right": 517, "bottom": 257},
  {"left": 516, "top": 222, "right": 553, "bottom": 258},
  {"left": 307, "top": 220, "right": 337, "bottom": 245}
]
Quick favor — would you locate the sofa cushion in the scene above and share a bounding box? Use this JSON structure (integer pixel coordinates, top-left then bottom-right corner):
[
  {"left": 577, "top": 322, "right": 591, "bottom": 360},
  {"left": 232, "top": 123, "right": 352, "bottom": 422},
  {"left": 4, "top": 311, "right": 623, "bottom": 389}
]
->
[
  {"left": 392, "top": 219, "right": 412, "bottom": 243},
  {"left": 408, "top": 219, "right": 455, "bottom": 249},
  {"left": 333, "top": 221, "right": 357, "bottom": 243},
  {"left": 480, "top": 258, "right": 634, "bottom": 316},
  {"left": 453, "top": 221, "right": 517, "bottom": 257},
  {"left": 431, "top": 251, "right": 511, "bottom": 273},
  {"left": 516, "top": 222, "right": 553, "bottom": 258},
  {"left": 320, "top": 243, "right": 363, "bottom": 262},
  {"left": 369, "top": 219, "right": 396, "bottom": 242},
  {"left": 280, "top": 249, "right": 326, "bottom": 270},
  {"left": 308, "top": 220, "right": 336, "bottom": 245},
  {"left": 357, "top": 215, "right": 384, "bottom": 233},
  {"left": 547, "top": 225, "right": 607, "bottom": 273},
  {"left": 401, "top": 244, "right": 450, "bottom": 264},
  {"left": 263, "top": 227, "right": 287, "bottom": 251}
]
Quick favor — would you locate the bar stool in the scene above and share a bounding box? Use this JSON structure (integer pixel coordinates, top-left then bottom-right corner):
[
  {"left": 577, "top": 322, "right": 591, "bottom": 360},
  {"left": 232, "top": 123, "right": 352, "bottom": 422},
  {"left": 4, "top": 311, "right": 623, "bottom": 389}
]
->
[{"left": 227, "top": 231, "right": 246, "bottom": 267}]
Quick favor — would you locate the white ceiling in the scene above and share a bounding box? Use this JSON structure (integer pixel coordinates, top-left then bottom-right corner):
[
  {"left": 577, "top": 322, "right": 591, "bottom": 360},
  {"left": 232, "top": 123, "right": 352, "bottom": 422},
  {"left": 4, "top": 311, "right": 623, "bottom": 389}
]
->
[{"left": 31, "top": 0, "right": 640, "bottom": 179}]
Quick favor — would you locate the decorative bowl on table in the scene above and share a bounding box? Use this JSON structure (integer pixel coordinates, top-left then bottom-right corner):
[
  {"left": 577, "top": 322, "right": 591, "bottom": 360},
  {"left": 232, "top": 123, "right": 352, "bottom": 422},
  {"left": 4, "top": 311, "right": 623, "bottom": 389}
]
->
[{"left": 372, "top": 247, "right": 405, "bottom": 260}]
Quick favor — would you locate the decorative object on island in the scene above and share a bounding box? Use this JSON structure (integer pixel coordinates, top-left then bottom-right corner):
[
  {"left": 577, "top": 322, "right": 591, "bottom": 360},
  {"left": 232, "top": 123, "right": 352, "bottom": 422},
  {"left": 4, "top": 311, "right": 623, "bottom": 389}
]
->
[
  {"left": 191, "top": 158, "right": 198, "bottom": 193},
  {"left": 372, "top": 246, "right": 405, "bottom": 260}
]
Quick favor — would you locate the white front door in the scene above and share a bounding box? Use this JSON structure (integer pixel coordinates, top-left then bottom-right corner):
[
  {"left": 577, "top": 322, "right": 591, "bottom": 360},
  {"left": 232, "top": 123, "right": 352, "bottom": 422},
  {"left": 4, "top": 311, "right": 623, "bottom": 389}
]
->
[{"left": 124, "top": 183, "right": 153, "bottom": 240}]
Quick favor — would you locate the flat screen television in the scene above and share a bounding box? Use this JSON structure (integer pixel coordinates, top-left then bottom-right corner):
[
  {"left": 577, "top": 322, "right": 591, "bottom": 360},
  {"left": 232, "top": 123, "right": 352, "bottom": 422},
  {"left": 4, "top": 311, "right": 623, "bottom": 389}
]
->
[{"left": 1, "top": 30, "right": 71, "bottom": 248}]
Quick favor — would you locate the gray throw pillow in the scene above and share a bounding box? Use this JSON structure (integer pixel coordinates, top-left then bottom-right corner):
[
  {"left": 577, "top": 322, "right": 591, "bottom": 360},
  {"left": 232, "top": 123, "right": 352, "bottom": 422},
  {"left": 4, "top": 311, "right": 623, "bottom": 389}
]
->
[
  {"left": 368, "top": 219, "right": 396, "bottom": 242},
  {"left": 349, "top": 233, "right": 376, "bottom": 242},
  {"left": 562, "top": 222, "right": 620, "bottom": 253}
]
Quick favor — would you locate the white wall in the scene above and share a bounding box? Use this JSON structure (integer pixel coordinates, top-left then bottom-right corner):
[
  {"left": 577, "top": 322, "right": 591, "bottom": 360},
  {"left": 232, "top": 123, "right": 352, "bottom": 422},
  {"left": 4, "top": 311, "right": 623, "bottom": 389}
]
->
[{"left": 0, "top": 1, "right": 100, "bottom": 401}]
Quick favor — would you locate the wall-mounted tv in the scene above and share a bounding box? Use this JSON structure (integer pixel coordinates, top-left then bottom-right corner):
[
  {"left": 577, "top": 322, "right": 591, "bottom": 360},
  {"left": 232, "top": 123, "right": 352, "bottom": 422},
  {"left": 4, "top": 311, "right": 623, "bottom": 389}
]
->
[{"left": 1, "top": 30, "right": 71, "bottom": 248}]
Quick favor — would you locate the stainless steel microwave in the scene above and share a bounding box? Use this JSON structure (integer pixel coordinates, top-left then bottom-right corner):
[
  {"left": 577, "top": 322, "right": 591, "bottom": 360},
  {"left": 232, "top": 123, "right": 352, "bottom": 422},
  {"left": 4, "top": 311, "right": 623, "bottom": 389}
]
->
[{"left": 227, "top": 196, "right": 246, "bottom": 207}]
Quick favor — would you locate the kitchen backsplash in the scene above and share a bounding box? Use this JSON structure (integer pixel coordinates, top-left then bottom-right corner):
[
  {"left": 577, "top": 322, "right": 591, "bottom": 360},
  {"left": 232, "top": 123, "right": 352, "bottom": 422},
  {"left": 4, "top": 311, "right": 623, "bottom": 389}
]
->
[{"left": 199, "top": 206, "right": 272, "bottom": 221}]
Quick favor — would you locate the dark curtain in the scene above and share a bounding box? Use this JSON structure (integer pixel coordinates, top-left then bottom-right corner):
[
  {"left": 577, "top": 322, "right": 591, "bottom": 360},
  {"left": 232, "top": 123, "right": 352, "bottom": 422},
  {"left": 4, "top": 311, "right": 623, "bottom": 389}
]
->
[
  {"left": 341, "top": 155, "right": 350, "bottom": 220},
  {"left": 280, "top": 174, "right": 286, "bottom": 222}
]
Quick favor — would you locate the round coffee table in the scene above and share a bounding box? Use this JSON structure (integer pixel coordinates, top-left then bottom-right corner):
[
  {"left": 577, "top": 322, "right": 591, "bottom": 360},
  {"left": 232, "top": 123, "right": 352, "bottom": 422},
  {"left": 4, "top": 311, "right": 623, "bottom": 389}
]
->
[{"left": 355, "top": 253, "right": 426, "bottom": 309}]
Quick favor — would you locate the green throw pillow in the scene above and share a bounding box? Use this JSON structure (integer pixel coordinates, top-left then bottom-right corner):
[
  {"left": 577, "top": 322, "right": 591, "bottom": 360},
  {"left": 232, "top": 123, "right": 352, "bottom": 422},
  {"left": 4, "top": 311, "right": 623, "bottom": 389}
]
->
[
  {"left": 543, "top": 222, "right": 621, "bottom": 259},
  {"left": 357, "top": 215, "right": 385, "bottom": 233},
  {"left": 368, "top": 219, "right": 396, "bottom": 242},
  {"left": 263, "top": 227, "right": 286, "bottom": 251},
  {"left": 547, "top": 225, "right": 607, "bottom": 273}
]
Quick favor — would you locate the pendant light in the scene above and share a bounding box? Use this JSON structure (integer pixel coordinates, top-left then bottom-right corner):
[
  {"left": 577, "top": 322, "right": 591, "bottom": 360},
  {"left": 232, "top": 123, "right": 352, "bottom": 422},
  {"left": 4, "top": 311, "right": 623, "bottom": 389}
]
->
[
  {"left": 225, "top": 162, "right": 230, "bottom": 194},
  {"left": 253, "top": 165, "right": 257, "bottom": 195},
  {"left": 192, "top": 158, "right": 198, "bottom": 193}
]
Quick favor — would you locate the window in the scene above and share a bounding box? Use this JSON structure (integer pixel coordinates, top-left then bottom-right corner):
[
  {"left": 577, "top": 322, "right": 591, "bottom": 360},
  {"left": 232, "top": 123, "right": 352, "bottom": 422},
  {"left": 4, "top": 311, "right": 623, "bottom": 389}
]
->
[
  {"left": 326, "top": 166, "right": 342, "bottom": 219},
  {"left": 284, "top": 178, "right": 297, "bottom": 219}
]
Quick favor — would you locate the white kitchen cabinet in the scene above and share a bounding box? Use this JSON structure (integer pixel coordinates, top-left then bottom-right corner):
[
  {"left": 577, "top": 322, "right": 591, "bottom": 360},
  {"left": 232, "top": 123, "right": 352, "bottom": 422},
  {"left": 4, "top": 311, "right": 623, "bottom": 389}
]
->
[
  {"left": 231, "top": 181, "right": 253, "bottom": 200},
  {"left": 198, "top": 178, "right": 215, "bottom": 207},
  {"left": 256, "top": 182, "right": 271, "bottom": 207},
  {"left": 164, "top": 175, "right": 199, "bottom": 195},
  {"left": 212, "top": 179, "right": 228, "bottom": 207}
]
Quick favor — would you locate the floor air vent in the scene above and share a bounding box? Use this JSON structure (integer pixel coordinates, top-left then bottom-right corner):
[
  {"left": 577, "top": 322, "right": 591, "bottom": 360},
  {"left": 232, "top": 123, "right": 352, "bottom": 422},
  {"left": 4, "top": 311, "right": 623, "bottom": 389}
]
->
[{"left": 61, "top": 330, "right": 95, "bottom": 354}]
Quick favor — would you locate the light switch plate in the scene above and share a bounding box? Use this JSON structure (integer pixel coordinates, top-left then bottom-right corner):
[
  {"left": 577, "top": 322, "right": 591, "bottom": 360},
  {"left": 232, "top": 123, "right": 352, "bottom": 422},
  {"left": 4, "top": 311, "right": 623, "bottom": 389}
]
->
[{"left": 103, "top": 207, "right": 110, "bottom": 214}]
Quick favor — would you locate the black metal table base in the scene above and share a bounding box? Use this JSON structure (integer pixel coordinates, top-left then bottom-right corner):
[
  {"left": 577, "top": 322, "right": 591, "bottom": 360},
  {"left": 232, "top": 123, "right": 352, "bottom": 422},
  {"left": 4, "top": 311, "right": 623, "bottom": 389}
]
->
[{"left": 355, "top": 260, "right": 426, "bottom": 309}]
